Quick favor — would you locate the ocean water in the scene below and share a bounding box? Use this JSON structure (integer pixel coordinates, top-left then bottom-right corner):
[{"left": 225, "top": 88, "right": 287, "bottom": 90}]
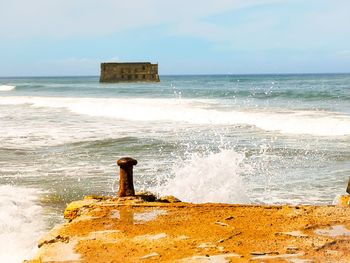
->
[{"left": 0, "top": 74, "right": 350, "bottom": 261}]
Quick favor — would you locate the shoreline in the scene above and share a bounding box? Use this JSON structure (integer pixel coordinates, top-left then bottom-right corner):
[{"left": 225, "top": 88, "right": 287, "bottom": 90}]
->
[{"left": 26, "top": 194, "right": 350, "bottom": 263}]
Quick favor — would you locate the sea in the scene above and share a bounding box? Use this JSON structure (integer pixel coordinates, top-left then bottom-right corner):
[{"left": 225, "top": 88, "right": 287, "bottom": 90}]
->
[{"left": 0, "top": 74, "right": 350, "bottom": 261}]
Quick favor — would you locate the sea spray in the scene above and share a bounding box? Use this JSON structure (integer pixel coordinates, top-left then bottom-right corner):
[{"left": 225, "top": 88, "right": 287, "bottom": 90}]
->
[
  {"left": 0, "top": 185, "right": 44, "bottom": 263},
  {"left": 0, "top": 75, "right": 349, "bottom": 261},
  {"left": 156, "top": 150, "right": 251, "bottom": 204}
]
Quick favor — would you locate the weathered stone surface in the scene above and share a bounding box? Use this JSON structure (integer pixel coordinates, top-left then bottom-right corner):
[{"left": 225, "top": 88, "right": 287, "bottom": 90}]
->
[
  {"left": 63, "top": 199, "right": 96, "bottom": 221},
  {"left": 214, "top": 221, "right": 229, "bottom": 227},
  {"left": 178, "top": 253, "right": 241, "bottom": 262},
  {"left": 339, "top": 195, "right": 350, "bottom": 206},
  {"left": 286, "top": 246, "right": 300, "bottom": 253},
  {"left": 36, "top": 239, "right": 81, "bottom": 262},
  {"left": 135, "top": 191, "right": 157, "bottom": 202},
  {"left": 275, "top": 230, "right": 308, "bottom": 237},
  {"left": 158, "top": 195, "right": 181, "bottom": 203},
  {"left": 250, "top": 253, "right": 305, "bottom": 261},
  {"left": 27, "top": 198, "right": 350, "bottom": 263},
  {"left": 140, "top": 252, "right": 160, "bottom": 259},
  {"left": 314, "top": 225, "right": 350, "bottom": 237},
  {"left": 250, "top": 251, "right": 267, "bottom": 255}
]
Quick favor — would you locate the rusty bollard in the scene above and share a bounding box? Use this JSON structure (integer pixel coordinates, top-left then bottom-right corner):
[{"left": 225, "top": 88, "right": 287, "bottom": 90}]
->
[
  {"left": 347, "top": 177, "right": 350, "bottom": 194},
  {"left": 117, "top": 157, "right": 137, "bottom": 197}
]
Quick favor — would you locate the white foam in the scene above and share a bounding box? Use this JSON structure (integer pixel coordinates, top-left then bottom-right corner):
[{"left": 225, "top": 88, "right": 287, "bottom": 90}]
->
[
  {"left": 0, "top": 185, "right": 44, "bottom": 263},
  {"left": 0, "top": 96, "right": 350, "bottom": 136},
  {"left": 156, "top": 150, "right": 251, "bottom": 204},
  {"left": 0, "top": 85, "right": 15, "bottom": 91}
]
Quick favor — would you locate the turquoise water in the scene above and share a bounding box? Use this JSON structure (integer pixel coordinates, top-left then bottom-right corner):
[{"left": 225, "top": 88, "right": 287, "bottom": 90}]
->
[{"left": 0, "top": 74, "right": 350, "bottom": 261}]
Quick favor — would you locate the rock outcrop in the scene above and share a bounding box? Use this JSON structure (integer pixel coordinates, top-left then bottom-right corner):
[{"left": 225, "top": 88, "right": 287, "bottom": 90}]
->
[{"left": 26, "top": 194, "right": 350, "bottom": 263}]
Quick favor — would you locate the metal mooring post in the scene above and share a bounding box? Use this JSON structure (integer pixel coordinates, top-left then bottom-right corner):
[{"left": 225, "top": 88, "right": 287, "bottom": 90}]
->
[{"left": 117, "top": 157, "right": 137, "bottom": 197}]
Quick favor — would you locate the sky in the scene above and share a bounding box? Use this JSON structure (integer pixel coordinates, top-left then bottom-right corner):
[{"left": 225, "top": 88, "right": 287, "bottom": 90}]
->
[{"left": 0, "top": 0, "right": 350, "bottom": 76}]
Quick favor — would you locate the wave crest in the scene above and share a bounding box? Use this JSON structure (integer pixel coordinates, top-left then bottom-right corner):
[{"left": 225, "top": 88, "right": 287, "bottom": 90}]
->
[
  {"left": 0, "top": 96, "right": 350, "bottom": 136},
  {"left": 0, "top": 85, "right": 16, "bottom": 91}
]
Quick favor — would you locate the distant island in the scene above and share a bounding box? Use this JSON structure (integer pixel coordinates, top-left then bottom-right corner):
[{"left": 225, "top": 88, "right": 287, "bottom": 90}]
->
[{"left": 100, "top": 62, "right": 160, "bottom": 83}]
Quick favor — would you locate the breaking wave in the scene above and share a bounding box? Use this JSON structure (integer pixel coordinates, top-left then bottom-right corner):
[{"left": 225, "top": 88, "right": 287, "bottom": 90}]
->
[
  {"left": 0, "top": 185, "right": 44, "bottom": 262},
  {"left": 0, "top": 85, "right": 16, "bottom": 91},
  {"left": 0, "top": 96, "right": 350, "bottom": 136}
]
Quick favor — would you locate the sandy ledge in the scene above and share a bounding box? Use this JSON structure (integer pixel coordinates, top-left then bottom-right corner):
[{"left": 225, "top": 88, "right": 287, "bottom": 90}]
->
[{"left": 26, "top": 195, "right": 350, "bottom": 263}]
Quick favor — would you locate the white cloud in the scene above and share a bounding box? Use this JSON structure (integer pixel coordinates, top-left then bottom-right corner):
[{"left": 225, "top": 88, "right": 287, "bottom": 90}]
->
[
  {"left": 170, "top": 20, "right": 228, "bottom": 42},
  {"left": 0, "top": 0, "right": 280, "bottom": 39},
  {"left": 169, "top": 16, "right": 278, "bottom": 49},
  {"left": 170, "top": 0, "right": 350, "bottom": 51}
]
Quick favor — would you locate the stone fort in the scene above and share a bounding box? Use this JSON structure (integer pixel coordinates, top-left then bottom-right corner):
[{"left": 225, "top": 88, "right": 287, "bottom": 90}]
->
[{"left": 100, "top": 62, "right": 160, "bottom": 83}]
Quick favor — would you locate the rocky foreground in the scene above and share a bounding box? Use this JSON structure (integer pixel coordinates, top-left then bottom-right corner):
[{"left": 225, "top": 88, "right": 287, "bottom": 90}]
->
[{"left": 26, "top": 195, "right": 350, "bottom": 263}]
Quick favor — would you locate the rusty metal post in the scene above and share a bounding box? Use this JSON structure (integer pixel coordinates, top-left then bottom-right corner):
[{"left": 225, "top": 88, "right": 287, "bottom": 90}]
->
[
  {"left": 347, "top": 177, "right": 350, "bottom": 194},
  {"left": 117, "top": 157, "right": 137, "bottom": 197}
]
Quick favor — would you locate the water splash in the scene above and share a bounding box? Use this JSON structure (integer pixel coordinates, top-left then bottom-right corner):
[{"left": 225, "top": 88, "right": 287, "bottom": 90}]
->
[
  {"left": 0, "top": 185, "right": 44, "bottom": 263},
  {"left": 156, "top": 150, "right": 251, "bottom": 204}
]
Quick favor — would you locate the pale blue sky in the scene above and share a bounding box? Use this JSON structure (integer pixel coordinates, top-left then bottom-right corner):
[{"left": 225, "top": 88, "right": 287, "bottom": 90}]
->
[{"left": 1, "top": 0, "right": 350, "bottom": 76}]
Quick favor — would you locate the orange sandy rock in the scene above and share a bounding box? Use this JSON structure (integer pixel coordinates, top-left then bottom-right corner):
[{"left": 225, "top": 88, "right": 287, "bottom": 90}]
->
[
  {"left": 26, "top": 196, "right": 350, "bottom": 263},
  {"left": 339, "top": 195, "right": 350, "bottom": 207}
]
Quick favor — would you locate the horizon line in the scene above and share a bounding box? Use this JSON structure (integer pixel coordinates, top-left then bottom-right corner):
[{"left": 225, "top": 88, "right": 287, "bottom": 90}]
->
[{"left": 1, "top": 72, "right": 350, "bottom": 79}]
